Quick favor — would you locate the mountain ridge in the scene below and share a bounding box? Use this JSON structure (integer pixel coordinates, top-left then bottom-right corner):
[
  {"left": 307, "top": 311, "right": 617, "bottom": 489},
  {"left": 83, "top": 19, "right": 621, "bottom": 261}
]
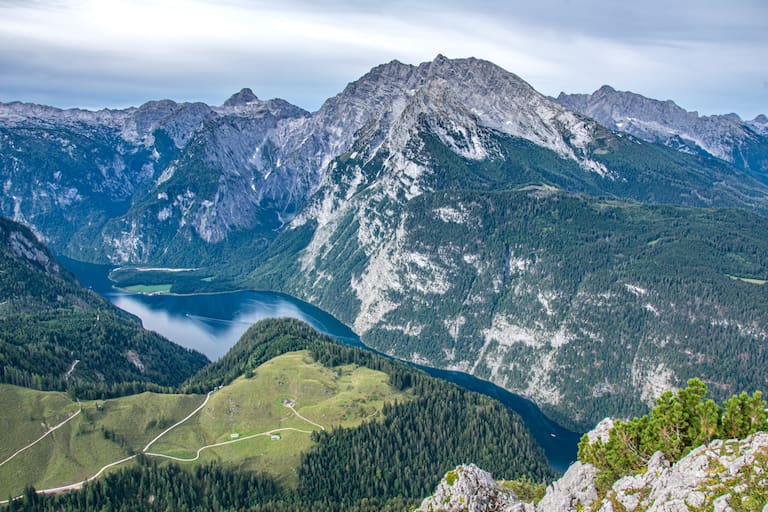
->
[{"left": 555, "top": 85, "right": 768, "bottom": 182}]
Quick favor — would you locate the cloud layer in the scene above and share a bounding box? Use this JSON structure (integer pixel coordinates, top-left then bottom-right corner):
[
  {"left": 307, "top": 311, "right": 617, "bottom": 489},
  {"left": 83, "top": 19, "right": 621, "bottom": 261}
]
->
[{"left": 0, "top": 0, "right": 765, "bottom": 118}]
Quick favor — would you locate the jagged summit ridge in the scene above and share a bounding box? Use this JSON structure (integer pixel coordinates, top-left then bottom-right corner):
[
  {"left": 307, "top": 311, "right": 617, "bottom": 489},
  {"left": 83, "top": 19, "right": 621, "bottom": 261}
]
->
[
  {"left": 222, "top": 87, "right": 260, "bottom": 107},
  {"left": 3, "top": 54, "right": 767, "bottom": 267},
  {"left": 308, "top": 55, "right": 607, "bottom": 174}
]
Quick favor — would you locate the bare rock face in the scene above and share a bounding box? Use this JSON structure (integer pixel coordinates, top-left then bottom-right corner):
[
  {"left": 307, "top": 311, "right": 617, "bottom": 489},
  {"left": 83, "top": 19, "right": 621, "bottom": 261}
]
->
[
  {"left": 536, "top": 461, "right": 599, "bottom": 512},
  {"left": 414, "top": 464, "right": 534, "bottom": 512},
  {"left": 586, "top": 417, "right": 614, "bottom": 444}
]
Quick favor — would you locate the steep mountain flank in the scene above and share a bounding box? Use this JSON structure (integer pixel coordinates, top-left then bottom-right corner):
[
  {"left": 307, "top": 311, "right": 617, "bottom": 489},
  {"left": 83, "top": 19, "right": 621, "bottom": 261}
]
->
[
  {"left": 0, "top": 216, "right": 208, "bottom": 392},
  {"left": 252, "top": 185, "right": 768, "bottom": 428}
]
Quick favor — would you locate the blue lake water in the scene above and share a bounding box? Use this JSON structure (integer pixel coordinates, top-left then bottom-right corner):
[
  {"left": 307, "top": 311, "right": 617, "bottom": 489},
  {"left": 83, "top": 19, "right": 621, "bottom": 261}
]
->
[{"left": 63, "top": 257, "right": 581, "bottom": 472}]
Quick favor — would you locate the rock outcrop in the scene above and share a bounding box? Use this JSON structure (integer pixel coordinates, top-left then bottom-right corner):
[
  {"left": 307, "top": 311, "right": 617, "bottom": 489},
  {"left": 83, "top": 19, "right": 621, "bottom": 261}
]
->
[
  {"left": 414, "top": 464, "right": 534, "bottom": 512},
  {"left": 416, "top": 427, "right": 768, "bottom": 511},
  {"left": 596, "top": 432, "right": 768, "bottom": 512}
]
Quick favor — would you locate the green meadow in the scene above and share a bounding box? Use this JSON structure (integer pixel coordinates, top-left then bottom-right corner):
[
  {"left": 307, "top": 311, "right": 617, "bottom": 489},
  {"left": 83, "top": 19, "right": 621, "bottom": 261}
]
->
[{"left": 0, "top": 350, "right": 406, "bottom": 496}]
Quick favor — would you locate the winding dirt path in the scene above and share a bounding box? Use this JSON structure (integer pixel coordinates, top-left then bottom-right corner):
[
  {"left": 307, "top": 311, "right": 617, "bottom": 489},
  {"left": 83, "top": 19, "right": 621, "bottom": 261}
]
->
[
  {"left": 142, "top": 391, "right": 213, "bottom": 452},
  {"left": 144, "top": 399, "right": 326, "bottom": 462},
  {"left": 284, "top": 403, "right": 325, "bottom": 431},
  {"left": 35, "top": 455, "right": 139, "bottom": 495},
  {"left": 146, "top": 427, "right": 313, "bottom": 462},
  {"left": 0, "top": 408, "right": 82, "bottom": 468},
  {"left": 0, "top": 392, "right": 211, "bottom": 503}
]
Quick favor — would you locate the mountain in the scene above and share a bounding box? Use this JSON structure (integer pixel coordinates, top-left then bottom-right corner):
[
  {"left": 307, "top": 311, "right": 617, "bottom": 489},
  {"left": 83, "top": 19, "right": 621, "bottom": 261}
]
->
[
  {"left": 0, "top": 93, "right": 312, "bottom": 264},
  {"left": 3, "top": 56, "right": 768, "bottom": 267},
  {"left": 251, "top": 185, "right": 768, "bottom": 429},
  {"left": 556, "top": 85, "right": 768, "bottom": 182},
  {"left": 2, "top": 319, "right": 553, "bottom": 510},
  {"left": 0, "top": 216, "right": 208, "bottom": 392},
  {"left": 4, "top": 55, "right": 768, "bottom": 428}
]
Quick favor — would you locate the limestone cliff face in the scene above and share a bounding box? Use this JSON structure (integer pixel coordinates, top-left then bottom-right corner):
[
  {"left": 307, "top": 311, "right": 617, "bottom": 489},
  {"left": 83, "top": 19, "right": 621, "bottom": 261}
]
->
[{"left": 416, "top": 427, "right": 768, "bottom": 512}]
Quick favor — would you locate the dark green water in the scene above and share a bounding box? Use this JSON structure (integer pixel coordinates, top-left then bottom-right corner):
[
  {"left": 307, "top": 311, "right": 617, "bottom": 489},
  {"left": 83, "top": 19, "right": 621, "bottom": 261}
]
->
[{"left": 63, "top": 258, "right": 581, "bottom": 472}]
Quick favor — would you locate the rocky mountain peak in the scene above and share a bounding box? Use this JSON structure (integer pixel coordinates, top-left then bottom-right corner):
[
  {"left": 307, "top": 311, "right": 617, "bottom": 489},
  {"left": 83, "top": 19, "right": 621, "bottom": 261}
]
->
[
  {"left": 417, "top": 55, "right": 533, "bottom": 95},
  {"left": 414, "top": 464, "right": 533, "bottom": 512},
  {"left": 749, "top": 114, "right": 768, "bottom": 135},
  {"left": 596, "top": 84, "right": 616, "bottom": 94},
  {"left": 312, "top": 55, "right": 605, "bottom": 176},
  {"left": 222, "top": 87, "right": 260, "bottom": 107}
]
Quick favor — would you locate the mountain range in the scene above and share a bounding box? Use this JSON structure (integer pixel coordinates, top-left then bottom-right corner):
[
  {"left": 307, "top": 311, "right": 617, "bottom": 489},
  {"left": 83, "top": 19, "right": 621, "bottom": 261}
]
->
[{"left": 2, "top": 55, "right": 767, "bottom": 429}]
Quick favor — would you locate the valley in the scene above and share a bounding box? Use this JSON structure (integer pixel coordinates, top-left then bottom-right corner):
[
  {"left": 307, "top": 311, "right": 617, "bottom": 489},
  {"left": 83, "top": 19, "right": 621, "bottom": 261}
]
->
[{"left": 64, "top": 259, "right": 581, "bottom": 471}]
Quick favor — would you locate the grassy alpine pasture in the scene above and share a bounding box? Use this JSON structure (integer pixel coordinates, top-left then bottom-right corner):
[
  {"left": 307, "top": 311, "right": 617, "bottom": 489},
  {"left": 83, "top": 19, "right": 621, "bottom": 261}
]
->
[
  {"left": 148, "top": 350, "right": 409, "bottom": 485},
  {"left": 0, "top": 385, "right": 204, "bottom": 498},
  {"left": 0, "top": 351, "right": 406, "bottom": 496}
]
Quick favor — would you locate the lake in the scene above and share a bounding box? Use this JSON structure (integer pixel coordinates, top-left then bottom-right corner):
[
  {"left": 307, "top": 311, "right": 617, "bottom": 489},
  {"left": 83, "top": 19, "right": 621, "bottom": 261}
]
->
[{"left": 62, "top": 258, "right": 581, "bottom": 472}]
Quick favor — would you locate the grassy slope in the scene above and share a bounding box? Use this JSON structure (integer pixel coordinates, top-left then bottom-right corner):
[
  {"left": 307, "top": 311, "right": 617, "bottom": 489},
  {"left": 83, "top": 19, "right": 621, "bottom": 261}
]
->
[
  {"left": 0, "top": 350, "right": 406, "bottom": 496},
  {"left": 149, "top": 350, "right": 407, "bottom": 485},
  {"left": 0, "top": 385, "right": 204, "bottom": 497}
]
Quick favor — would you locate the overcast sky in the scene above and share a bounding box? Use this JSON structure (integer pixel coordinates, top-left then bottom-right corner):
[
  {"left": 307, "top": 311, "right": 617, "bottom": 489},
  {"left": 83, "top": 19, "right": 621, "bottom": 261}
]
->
[{"left": 0, "top": 0, "right": 765, "bottom": 119}]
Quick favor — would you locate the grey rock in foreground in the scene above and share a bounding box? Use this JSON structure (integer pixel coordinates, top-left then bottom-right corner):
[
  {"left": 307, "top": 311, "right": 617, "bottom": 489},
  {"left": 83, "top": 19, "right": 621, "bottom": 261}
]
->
[
  {"left": 597, "top": 431, "right": 768, "bottom": 512},
  {"left": 414, "top": 464, "right": 534, "bottom": 512},
  {"left": 417, "top": 423, "right": 768, "bottom": 511}
]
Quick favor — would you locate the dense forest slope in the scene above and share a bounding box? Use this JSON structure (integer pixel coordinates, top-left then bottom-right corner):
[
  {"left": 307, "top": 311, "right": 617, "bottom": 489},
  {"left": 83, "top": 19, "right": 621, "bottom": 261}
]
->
[{"left": 0, "top": 216, "right": 208, "bottom": 394}]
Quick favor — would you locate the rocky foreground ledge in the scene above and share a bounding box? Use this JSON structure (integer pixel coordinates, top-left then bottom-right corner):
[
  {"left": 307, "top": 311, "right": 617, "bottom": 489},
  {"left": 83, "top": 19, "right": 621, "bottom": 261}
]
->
[{"left": 416, "top": 426, "right": 768, "bottom": 512}]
